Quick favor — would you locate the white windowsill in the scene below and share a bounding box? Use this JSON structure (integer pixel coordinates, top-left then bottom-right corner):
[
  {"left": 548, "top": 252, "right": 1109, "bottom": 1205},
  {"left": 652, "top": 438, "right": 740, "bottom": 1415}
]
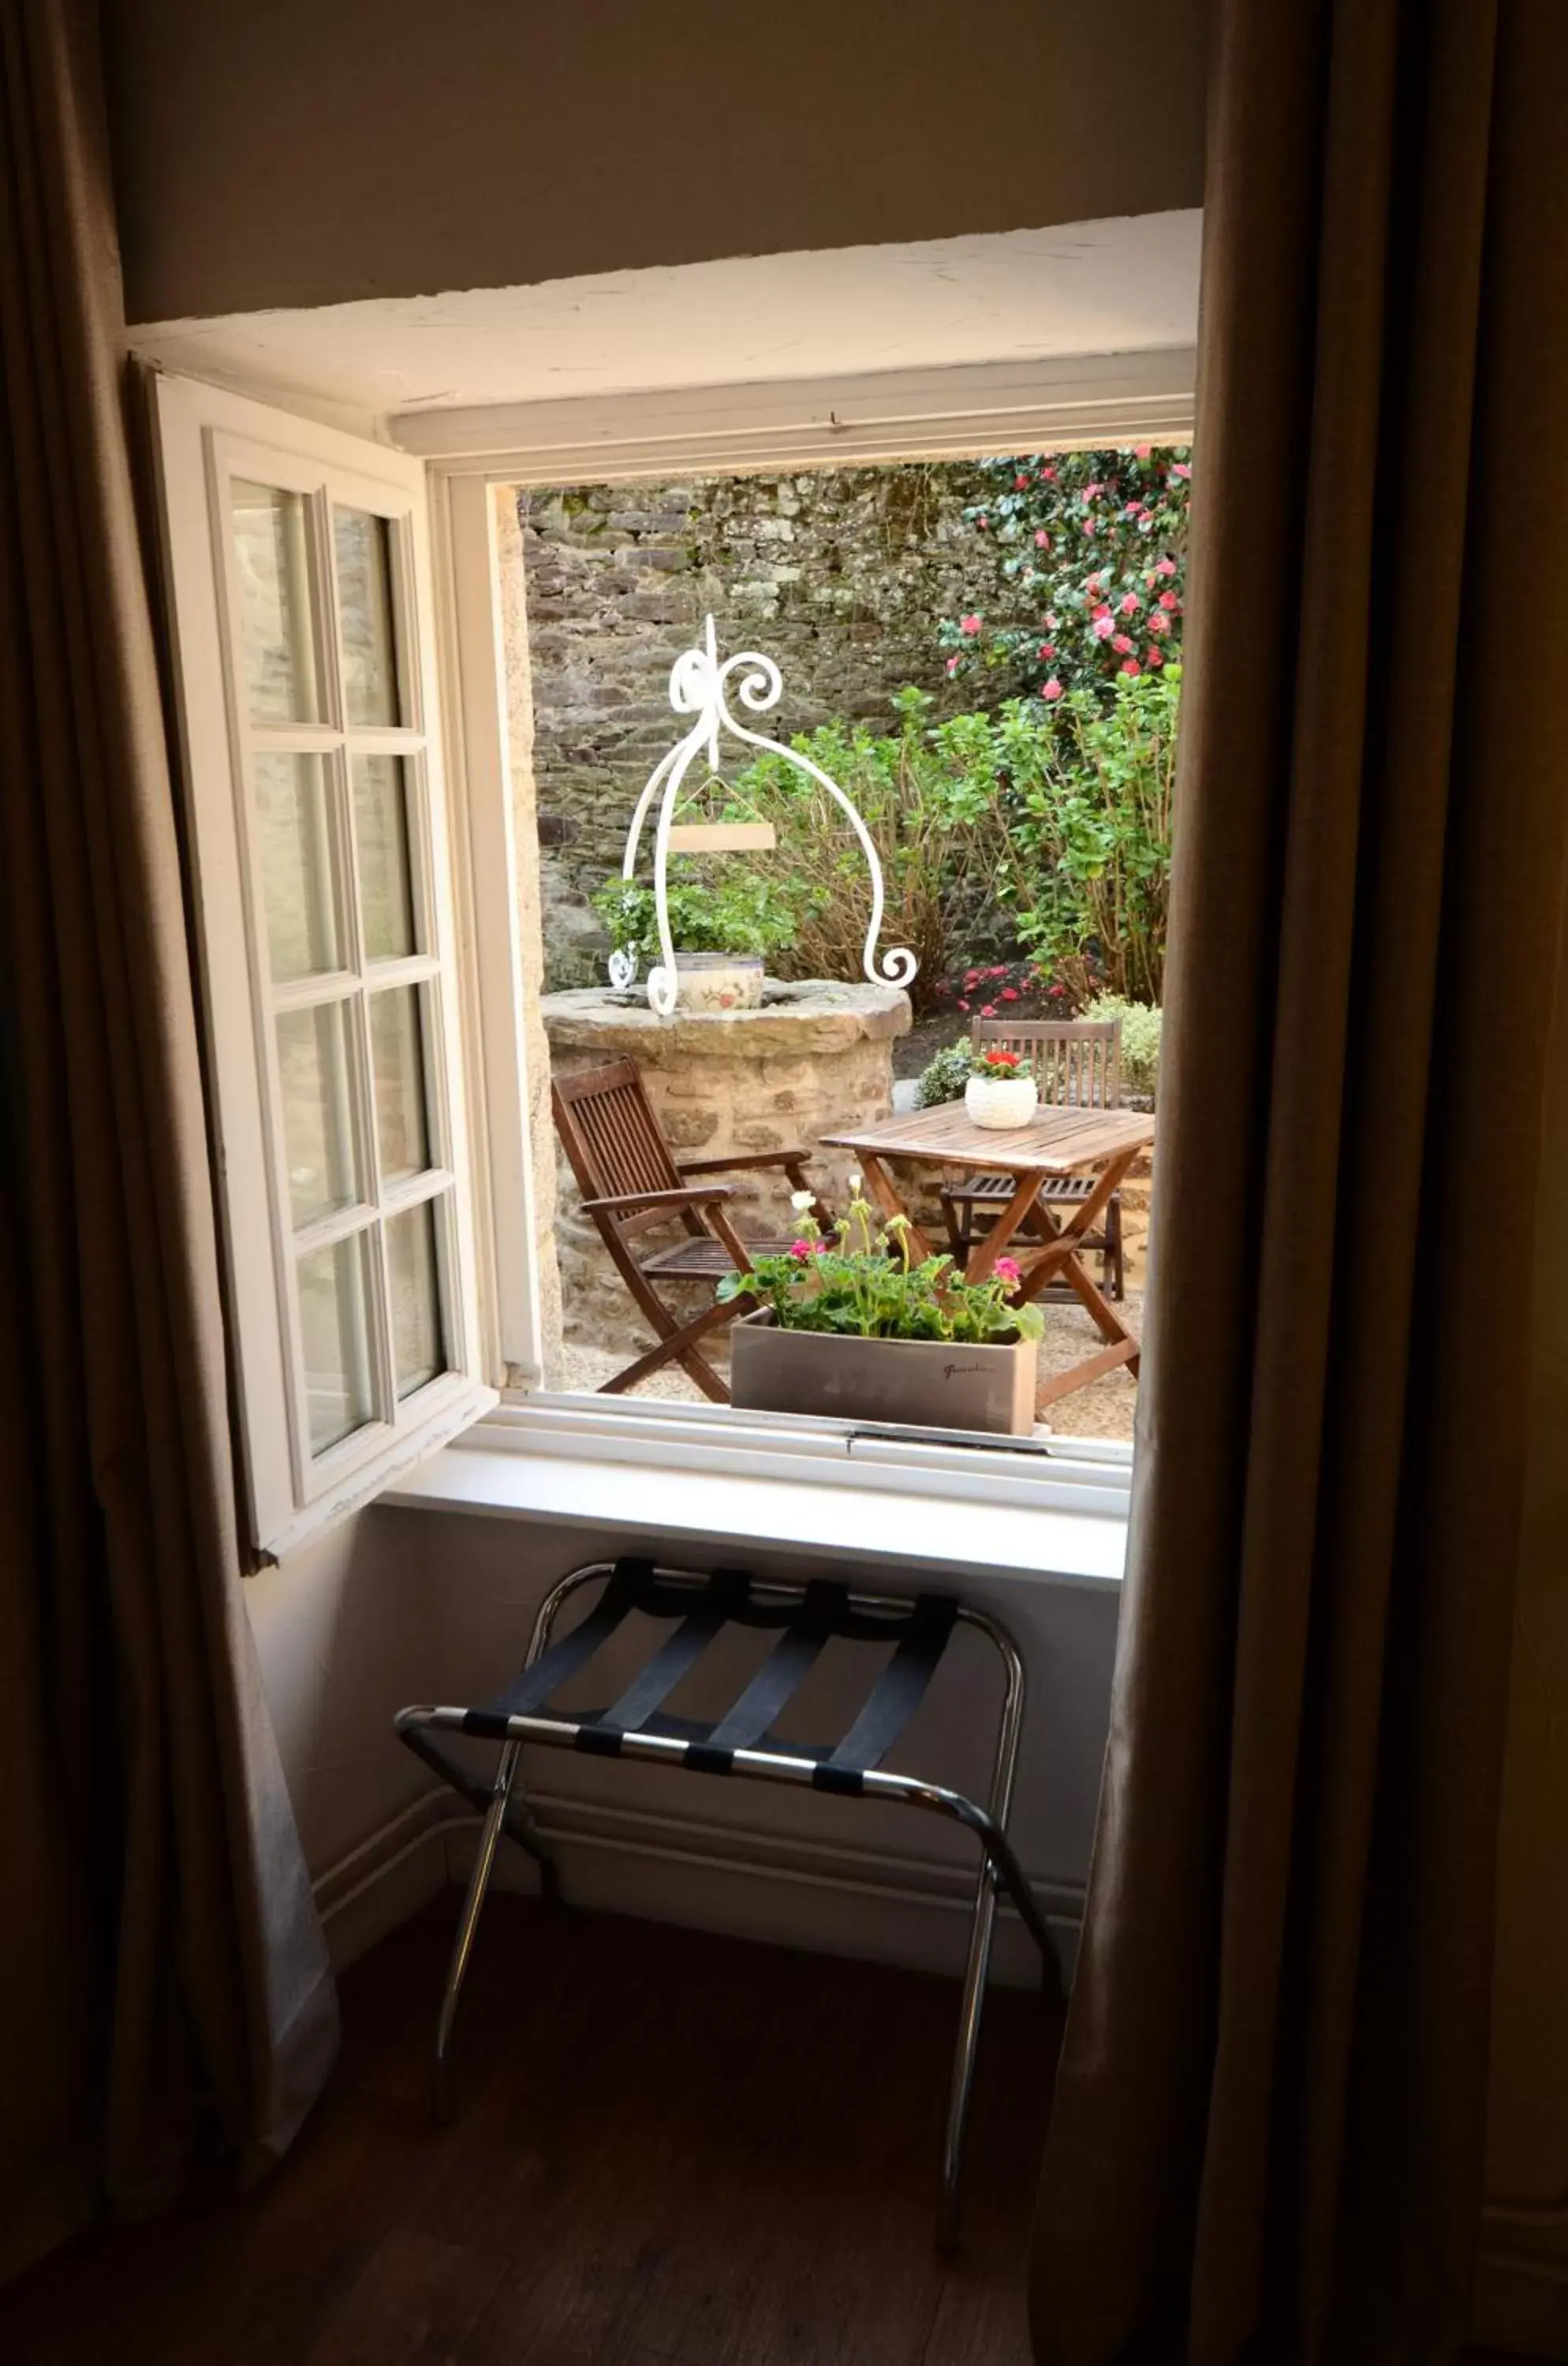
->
[{"left": 383, "top": 1396, "right": 1130, "bottom": 1585}]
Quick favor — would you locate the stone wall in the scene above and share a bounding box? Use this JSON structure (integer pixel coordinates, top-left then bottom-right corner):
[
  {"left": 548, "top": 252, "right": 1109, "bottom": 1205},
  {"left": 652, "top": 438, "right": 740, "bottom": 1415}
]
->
[{"left": 515, "top": 461, "right": 999, "bottom": 987}]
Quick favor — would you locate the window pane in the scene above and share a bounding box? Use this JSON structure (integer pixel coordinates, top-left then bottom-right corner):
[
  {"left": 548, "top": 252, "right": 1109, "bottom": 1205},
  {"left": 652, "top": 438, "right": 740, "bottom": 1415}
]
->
[
  {"left": 387, "top": 1200, "right": 446, "bottom": 1398},
  {"left": 254, "top": 752, "right": 341, "bottom": 980},
  {"left": 232, "top": 480, "right": 320, "bottom": 722},
  {"left": 297, "top": 1234, "right": 375, "bottom": 1453},
  {"left": 276, "top": 1002, "right": 360, "bottom": 1226},
  {"left": 353, "top": 756, "right": 416, "bottom": 958},
  {"left": 334, "top": 506, "right": 401, "bottom": 725},
  {"left": 369, "top": 987, "right": 430, "bottom": 1183}
]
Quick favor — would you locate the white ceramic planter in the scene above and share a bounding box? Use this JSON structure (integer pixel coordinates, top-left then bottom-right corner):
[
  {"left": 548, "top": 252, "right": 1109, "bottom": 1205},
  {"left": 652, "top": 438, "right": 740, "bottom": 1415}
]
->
[
  {"left": 673, "top": 953, "right": 765, "bottom": 1012},
  {"left": 965, "top": 1073, "right": 1040, "bottom": 1130},
  {"left": 730, "top": 1311, "right": 1038, "bottom": 1435}
]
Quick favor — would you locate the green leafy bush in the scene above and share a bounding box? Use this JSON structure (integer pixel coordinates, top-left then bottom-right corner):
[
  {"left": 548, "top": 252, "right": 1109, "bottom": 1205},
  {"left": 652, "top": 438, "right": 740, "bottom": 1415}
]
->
[
  {"left": 938, "top": 448, "right": 1191, "bottom": 703},
  {"left": 994, "top": 669, "right": 1178, "bottom": 1005},
  {"left": 592, "top": 869, "right": 797, "bottom": 967},
  {"left": 1083, "top": 993, "right": 1163, "bottom": 1097},
  {"left": 724, "top": 687, "right": 1006, "bottom": 1007},
  {"left": 717, "top": 1186, "right": 1042, "bottom": 1344},
  {"left": 913, "top": 1040, "right": 976, "bottom": 1107}
]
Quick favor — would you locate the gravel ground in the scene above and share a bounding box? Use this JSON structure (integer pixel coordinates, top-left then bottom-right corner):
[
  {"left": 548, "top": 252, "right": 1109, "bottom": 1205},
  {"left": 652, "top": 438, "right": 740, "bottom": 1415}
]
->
[{"left": 548, "top": 1288, "right": 1144, "bottom": 1443}]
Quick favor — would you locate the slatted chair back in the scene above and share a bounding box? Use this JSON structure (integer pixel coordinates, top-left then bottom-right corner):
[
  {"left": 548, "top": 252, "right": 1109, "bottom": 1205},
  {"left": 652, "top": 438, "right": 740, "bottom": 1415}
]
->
[
  {"left": 552, "top": 1060, "right": 689, "bottom": 1238},
  {"left": 971, "top": 1017, "right": 1122, "bottom": 1110}
]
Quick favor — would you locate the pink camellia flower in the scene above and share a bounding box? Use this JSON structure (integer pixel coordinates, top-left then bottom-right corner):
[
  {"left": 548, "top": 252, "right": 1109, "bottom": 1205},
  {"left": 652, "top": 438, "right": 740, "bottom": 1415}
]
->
[
  {"left": 1146, "top": 647, "right": 1164, "bottom": 668},
  {"left": 1118, "top": 591, "right": 1140, "bottom": 614},
  {"left": 1000, "top": 987, "right": 1019, "bottom": 1002},
  {"left": 1155, "top": 555, "right": 1178, "bottom": 577},
  {"left": 1049, "top": 983, "right": 1067, "bottom": 998},
  {"left": 945, "top": 654, "right": 960, "bottom": 675},
  {"left": 959, "top": 613, "right": 983, "bottom": 636},
  {"left": 1045, "top": 612, "right": 1058, "bottom": 631},
  {"left": 1133, "top": 444, "right": 1152, "bottom": 459},
  {"left": 1159, "top": 589, "right": 1180, "bottom": 610},
  {"left": 1125, "top": 503, "right": 1144, "bottom": 520},
  {"left": 1147, "top": 608, "right": 1170, "bottom": 635},
  {"left": 980, "top": 1004, "right": 998, "bottom": 1018},
  {"left": 976, "top": 514, "right": 989, "bottom": 530},
  {"left": 1092, "top": 615, "right": 1114, "bottom": 640},
  {"left": 1040, "top": 677, "right": 1063, "bottom": 701},
  {"left": 1034, "top": 528, "right": 1050, "bottom": 547},
  {"left": 1111, "top": 632, "right": 1134, "bottom": 654},
  {"left": 1172, "top": 461, "right": 1192, "bottom": 480},
  {"left": 1081, "top": 520, "right": 1096, "bottom": 536},
  {"left": 957, "top": 998, "right": 971, "bottom": 1012},
  {"left": 1085, "top": 482, "right": 1103, "bottom": 498},
  {"left": 1038, "top": 466, "right": 1056, "bottom": 482},
  {"left": 1121, "top": 656, "right": 1141, "bottom": 676},
  {"left": 1037, "top": 642, "right": 1055, "bottom": 661},
  {"left": 994, "top": 1256, "right": 1022, "bottom": 1286},
  {"left": 965, "top": 969, "right": 980, "bottom": 987},
  {"left": 1014, "top": 472, "right": 1030, "bottom": 489}
]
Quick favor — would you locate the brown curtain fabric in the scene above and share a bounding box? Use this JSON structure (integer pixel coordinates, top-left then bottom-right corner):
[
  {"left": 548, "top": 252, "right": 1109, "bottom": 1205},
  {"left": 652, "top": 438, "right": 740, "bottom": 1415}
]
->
[
  {"left": 0, "top": 0, "right": 337, "bottom": 2282},
  {"left": 1029, "top": 3, "right": 1568, "bottom": 2362}
]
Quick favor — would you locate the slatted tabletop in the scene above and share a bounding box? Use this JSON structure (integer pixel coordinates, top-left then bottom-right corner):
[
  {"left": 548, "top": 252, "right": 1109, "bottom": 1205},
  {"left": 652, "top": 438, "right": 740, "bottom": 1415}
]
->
[{"left": 821, "top": 1101, "right": 1155, "bottom": 1177}]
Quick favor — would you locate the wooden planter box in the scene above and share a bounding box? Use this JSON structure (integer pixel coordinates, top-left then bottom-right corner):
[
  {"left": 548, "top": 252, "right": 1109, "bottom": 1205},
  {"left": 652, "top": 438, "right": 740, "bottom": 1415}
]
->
[{"left": 730, "top": 1311, "right": 1038, "bottom": 1436}]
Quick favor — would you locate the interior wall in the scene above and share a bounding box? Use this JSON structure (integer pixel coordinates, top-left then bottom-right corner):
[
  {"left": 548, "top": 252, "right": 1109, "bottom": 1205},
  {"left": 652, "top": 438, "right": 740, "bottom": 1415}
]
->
[{"left": 103, "top": 0, "right": 1208, "bottom": 325}]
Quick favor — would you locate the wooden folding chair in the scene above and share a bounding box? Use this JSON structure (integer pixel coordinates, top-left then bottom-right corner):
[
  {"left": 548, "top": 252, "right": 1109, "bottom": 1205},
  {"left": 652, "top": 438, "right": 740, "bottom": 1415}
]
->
[
  {"left": 551, "top": 1059, "right": 832, "bottom": 1401},
  {"left": 941, "top": 1019, "right": 1127, "bottom": 1298}
]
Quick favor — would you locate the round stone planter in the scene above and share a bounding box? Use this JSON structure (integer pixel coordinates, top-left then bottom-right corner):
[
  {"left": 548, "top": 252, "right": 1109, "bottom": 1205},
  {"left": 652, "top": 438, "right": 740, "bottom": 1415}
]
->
[
  {"left": 965, "top": 1074, "right": 1040, "bottom": 1130},
  {"left": 540, "top": 977, "right": 912, "bottom": 1362}
]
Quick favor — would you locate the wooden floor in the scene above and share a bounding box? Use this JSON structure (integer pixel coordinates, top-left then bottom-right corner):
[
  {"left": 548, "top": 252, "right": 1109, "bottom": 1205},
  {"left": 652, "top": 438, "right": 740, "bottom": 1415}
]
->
[
  {"left": 1, "top": 1896, "right": 1544, "bottom": 2365},
  {"left": 1, "top": 1896, "right": 1061, "bottom": 2365}
]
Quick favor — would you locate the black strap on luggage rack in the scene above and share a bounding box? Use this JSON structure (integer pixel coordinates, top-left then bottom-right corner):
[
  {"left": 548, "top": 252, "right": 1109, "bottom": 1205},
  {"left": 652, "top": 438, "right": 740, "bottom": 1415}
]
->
[{"left": 395, "top": 1555, "right": 1060, "bottom": 2246}]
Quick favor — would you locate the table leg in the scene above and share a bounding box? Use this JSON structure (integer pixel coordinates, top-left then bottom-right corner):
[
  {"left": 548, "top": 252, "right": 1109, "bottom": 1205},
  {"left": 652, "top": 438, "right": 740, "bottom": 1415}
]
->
[
  {"left": 855, "top": 1151, "right": 934, "bottom": 1262},
  {"left": 962, "top": 1172, "right": 1047, "bottom": 1282},
  {"left": 1010, "top": 1151, "right": 1144, "bottom": 1410}
]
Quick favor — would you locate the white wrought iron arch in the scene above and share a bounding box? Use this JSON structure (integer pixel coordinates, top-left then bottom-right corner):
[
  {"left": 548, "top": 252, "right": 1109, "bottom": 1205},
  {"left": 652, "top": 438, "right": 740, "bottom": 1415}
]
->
[{"left": 610, "top": 614, "right": 917, "bottom": 1016}]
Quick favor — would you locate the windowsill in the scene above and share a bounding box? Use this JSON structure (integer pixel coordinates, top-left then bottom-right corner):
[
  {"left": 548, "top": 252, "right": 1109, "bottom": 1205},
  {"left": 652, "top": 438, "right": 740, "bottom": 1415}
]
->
[{"left": 382, "top": 1395, "right": 1130, "bottom": 1585}]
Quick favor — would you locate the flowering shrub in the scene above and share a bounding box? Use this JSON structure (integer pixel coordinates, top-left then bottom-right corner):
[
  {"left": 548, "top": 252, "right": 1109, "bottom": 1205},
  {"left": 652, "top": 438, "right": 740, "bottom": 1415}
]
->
[
  {"left": 1082, "top": 993, "right": 1163, "bottom": 1097},
  {"left": 718, "top": 1184, "right": 1042, "bottom": 1344},
  {"left": 937, "top": 448, "right": 1191, "bottom": 703},
  {"left": 924, "top": 955, "right": 1086, "bottom": 1021}
]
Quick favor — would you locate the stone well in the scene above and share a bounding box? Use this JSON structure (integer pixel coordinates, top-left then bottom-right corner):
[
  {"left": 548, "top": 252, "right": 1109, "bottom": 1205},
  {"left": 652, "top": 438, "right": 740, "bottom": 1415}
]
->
[{"left": 541, "top": 978, "right": 910, "bottom": 1359}]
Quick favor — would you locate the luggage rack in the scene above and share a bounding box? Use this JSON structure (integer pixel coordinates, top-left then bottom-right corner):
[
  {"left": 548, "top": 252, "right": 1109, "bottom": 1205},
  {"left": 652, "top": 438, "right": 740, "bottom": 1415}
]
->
[{"left": 395, "top": 1554, "right": 1061, "bottom": 2245}]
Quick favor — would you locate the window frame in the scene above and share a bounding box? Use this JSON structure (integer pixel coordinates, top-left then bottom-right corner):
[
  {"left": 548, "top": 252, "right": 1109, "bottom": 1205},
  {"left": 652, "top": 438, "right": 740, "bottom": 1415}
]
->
[
  {"left": 421, "top": 354, "right": 1194, "bottom": 1465},
  {"left": 152, "top": 372, "right": 495, "bottom": 1559}
]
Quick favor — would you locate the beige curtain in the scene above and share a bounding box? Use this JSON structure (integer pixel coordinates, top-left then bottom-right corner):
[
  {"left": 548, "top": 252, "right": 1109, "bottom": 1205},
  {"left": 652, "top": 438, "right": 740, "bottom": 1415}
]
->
[
  {"left": 1030, "top": 3, "right": 1568, "bottom": 2361},
  {"left": 0, "top": 0, "right": 336, "bottom": 2281}
]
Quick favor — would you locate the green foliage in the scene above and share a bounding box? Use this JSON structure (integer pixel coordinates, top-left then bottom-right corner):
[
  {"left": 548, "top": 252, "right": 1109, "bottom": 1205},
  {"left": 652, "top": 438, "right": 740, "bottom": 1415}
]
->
[
  {"left": 938, "top": 448, "right": 1191, "bottom": 704},
  {"left": 914, "top": 1041, "right": 977, "bottom": 1107},
  {"left": 993, "top": 669, "right": 1178, "bottom": 1005},
  {"left": 717, "top": 1188, "right": 1043, "bottom": 1345},
  {"left": 591, "top": 868, "right": 797, "bottom": 965},
  {"left": 1083, "top": 993, "right": 1163, "bottom": 1097},
  {"left": 724, "top": 687, "right": 1005, "bottom": 1006}
]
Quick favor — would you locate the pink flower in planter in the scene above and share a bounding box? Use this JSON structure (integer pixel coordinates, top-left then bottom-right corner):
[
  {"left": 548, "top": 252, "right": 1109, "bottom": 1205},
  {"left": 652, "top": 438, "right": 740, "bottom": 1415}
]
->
[
  {"left": 1040, "top": 677, "right": 1063, "bottom": 701},
  {"left": 1111, "top": 633, "right": 1135, "bottom": 654},
  {"left": 790, "top": 1240, "right": 815, "bottom": 1260},
  {"left": 1120, "top": 657, "right": 1142, "bottom": 676},
  {"left": 1147, "top": 608, "right": 1170, "bottom": 635},
  {"left": 959, "top": 613, "right": 983, "bottom": 636},
  {"left": 1092, "top": 616, "right": 1114, "bottom": 640},
  {"left": 1159, "top": 590, "right": 1181, "bottom": 611},
  {"left": 1133, "top": 444, "right": 1152, "bottom": 459},
  {"left": 1146, "top": 647, "right": 1164, "bottom": 667},
  {"left": 1118, "top": 591, "right": 1141, "bottom": 614},
  {"left": 994, "top": 1257, "right": 1023, "bottom": 1286},
  {"left": 1155, "top": 556, "right": 1178, "bottom": 578},
  {"left": 1172, "top": 461, "right": 1192, "bottom": 479}
]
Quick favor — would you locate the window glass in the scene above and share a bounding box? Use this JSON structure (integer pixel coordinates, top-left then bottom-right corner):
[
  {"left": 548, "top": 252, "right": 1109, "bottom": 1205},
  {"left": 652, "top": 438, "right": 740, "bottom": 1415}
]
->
[{"left": 232, "top": 480, "right": 321, "bottom": 722}]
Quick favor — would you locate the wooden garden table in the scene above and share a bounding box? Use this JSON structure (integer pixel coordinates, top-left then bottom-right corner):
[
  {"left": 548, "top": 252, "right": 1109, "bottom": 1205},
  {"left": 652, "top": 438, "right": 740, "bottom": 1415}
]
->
[{"left": 819, "top": 1102, "right": 1157, "bottom": 1412}]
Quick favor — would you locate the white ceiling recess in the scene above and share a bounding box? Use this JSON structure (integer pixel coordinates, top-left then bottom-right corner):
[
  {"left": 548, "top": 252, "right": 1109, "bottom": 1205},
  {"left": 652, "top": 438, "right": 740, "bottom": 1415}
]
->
[{"left": 126, "top": 213, "right": 1202, "bottom": 453}]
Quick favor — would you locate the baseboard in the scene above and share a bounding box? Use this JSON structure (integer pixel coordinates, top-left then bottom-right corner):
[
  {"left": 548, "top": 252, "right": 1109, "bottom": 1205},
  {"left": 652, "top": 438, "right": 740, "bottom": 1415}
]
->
[{"left": 313, "top": 1783, "right": 1084, "bottom": 1987}]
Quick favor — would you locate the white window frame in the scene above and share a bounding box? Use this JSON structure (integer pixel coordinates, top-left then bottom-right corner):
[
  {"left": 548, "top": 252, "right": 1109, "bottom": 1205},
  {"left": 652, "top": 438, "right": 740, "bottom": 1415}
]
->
[
  {"left": 152, "top": 374, "right": 495, "bottom": 1560},
  {"left": 418, "top": 349, "right": 1193, "bottom": 1504}
]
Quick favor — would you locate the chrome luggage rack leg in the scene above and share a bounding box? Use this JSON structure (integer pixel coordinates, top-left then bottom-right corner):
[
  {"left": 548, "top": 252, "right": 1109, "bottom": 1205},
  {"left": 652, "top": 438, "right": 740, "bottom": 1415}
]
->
[{"left": 395, "top": 1557, "right": 1062, "bottom": 2243}]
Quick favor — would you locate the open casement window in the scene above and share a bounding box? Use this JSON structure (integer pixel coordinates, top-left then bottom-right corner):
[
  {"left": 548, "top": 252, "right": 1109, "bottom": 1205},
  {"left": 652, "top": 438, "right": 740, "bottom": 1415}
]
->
[{"left": 153, "top": 375, "right": 494, "bottom": 1559}]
